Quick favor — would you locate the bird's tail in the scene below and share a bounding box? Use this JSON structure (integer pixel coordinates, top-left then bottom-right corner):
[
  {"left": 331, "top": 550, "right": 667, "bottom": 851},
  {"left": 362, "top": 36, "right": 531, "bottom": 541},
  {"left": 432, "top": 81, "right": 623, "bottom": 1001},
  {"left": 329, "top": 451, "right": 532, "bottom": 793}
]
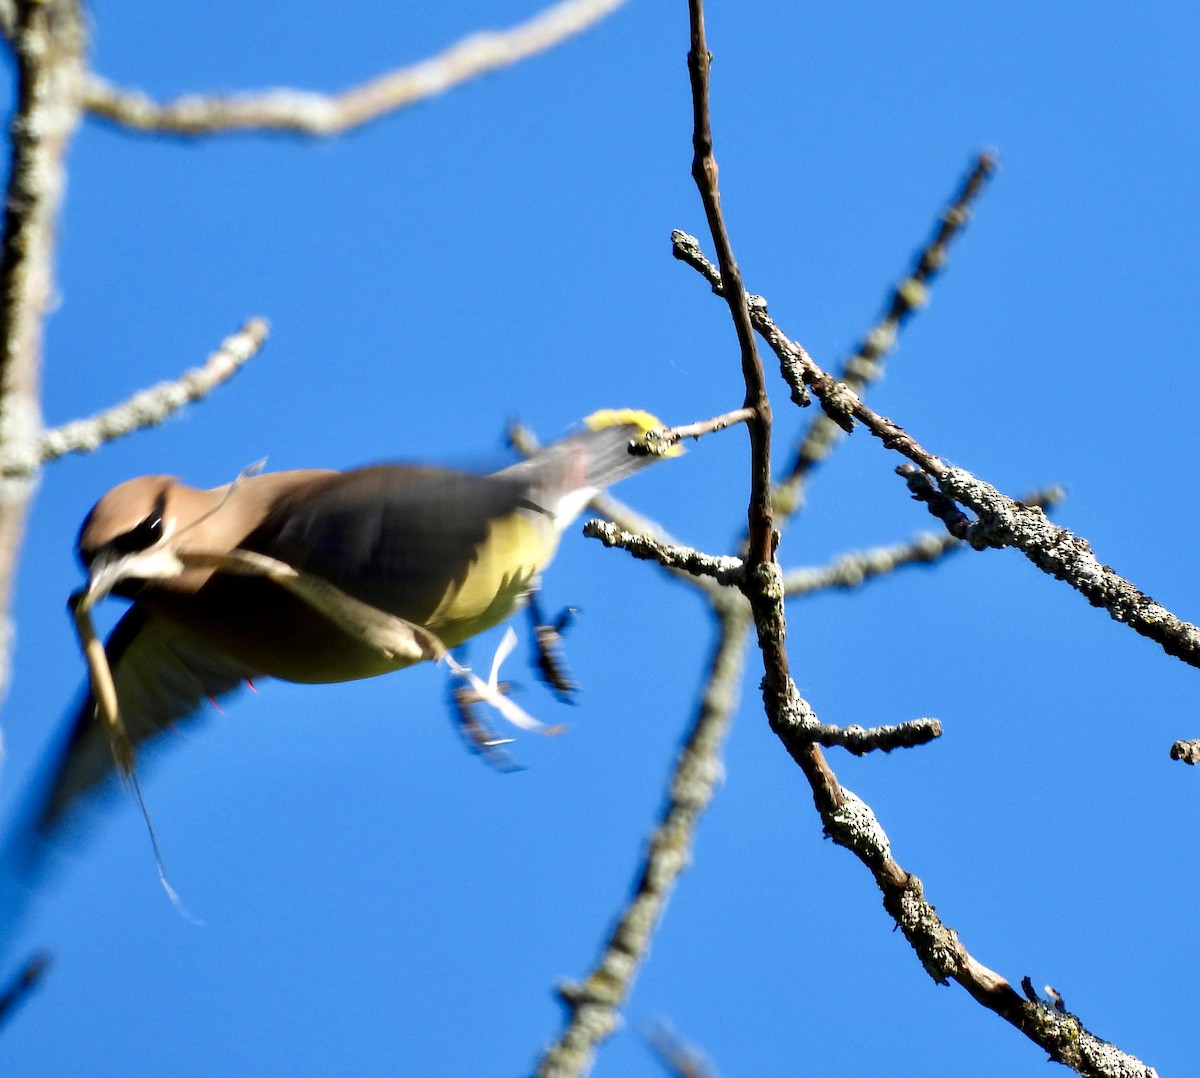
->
[
  {"left": 0, "top": 698, "right": 109, "bottom": 961},
  {"left": 578, "top": 408, "right": 682, "bottom": 489},
  {"left": 499, "top": 409, "right": 679, "bottom": 529}
]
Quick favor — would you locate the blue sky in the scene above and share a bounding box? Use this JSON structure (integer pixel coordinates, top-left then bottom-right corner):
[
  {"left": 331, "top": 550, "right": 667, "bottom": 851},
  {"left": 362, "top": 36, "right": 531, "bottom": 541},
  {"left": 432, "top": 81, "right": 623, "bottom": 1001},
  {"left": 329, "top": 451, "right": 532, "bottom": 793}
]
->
[{"left": 1, "top": 2, "right": 1198, "bottom": 1074}]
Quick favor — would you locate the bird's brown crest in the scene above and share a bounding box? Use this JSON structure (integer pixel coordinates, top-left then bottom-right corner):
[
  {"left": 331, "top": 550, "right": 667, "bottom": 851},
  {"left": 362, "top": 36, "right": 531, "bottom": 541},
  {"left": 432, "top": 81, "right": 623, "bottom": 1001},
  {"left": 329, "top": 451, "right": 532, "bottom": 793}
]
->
[{"left": 76, "top": 475, "right": 178, "bottom": 567}]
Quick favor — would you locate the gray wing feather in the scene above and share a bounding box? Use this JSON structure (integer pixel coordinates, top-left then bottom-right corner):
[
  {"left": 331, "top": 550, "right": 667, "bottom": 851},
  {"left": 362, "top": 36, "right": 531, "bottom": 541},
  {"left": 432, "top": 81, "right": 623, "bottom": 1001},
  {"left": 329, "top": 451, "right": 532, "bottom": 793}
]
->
[
  {"left": 246, "top": 465, "right": 534, "bottom": 625},
  {"left": 33, "top": 607, "right": 253, "bottom": 837}
]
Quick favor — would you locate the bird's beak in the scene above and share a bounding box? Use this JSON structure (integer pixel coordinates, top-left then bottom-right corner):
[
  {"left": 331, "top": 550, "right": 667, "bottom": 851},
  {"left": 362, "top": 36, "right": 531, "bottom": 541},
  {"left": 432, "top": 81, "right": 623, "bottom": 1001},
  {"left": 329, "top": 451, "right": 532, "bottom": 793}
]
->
[{"left": 80, "top": 546, "right": 187, "bottom": 612}]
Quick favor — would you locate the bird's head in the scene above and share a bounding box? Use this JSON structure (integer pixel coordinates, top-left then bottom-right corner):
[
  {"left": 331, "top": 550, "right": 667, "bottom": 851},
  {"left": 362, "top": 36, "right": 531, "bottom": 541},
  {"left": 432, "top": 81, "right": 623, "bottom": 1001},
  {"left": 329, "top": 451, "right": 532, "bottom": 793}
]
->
[{"left": 76, "top": 476, "right": 183, "bottom": 600}]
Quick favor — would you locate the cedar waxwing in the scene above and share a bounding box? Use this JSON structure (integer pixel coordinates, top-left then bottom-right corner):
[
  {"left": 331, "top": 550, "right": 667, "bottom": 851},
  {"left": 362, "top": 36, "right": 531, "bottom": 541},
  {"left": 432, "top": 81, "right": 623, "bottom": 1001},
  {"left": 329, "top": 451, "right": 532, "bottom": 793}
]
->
[{"left": 22, "top": 410, "right": 675, "bottom": 843}]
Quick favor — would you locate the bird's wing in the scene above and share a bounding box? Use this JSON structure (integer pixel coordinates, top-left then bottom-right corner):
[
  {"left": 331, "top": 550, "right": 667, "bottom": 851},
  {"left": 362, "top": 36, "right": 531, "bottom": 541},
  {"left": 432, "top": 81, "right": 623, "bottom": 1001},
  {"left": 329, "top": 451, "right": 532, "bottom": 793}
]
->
[
  {"left": 246, "top": 465, "right": 551, "bottom": 633},
  {"left": 244, "top": 416, "right": 661, "bottom": 629},
  {"left": 31, "top": 606, "right": 255, "bottom": 839}
]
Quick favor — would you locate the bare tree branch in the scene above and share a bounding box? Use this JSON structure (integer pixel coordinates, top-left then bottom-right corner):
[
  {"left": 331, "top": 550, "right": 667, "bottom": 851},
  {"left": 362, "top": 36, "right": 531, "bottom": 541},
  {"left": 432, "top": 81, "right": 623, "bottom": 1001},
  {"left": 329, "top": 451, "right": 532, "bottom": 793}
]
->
[
  {"left": 0, "top": 317, "right": 268, "bottom": 479},
  {"left": 578, "top": 519, "right": 1160, "bottom": 1076},
  {"left": 535, "top": 598, "right": 751, "bottom": 1078},
  {"left": 777, "top": 152, "right": 997, "bottom": 504},
  {"left": 682, "top": 213, "right": 1160, "bottom": 1077},
  {"left": 537, "top": 19, "right": 1022, "bottom": 1078},
  {"left": 582, "top": 519, "right": 744, "bottom": 587},
  {"left": 766, "top": 680, "right": 1157, "bottom": 1077},
  {"left": 809, "top": 715, "right": 943, "bottom": 756},
  {"left": 684, "top": 0, "right": 774, "bottom": 570},
  {"left": 631, "top": 407, "right": 754, "bottom": 457},
  {"left": 1169, "top": 739, "right": 1200, "bottom": 765},
  {"left": 0, "top": 0, "right": 87, "bottom": 722},
  {"left": 663, "top": 4, "right": 1160, "bottom": 1075},
  {"left": 82, "top": 0, "right": 628, "bottom": 138},
  {"left": 782, "top": 485, "right": 1065, "bottom": 598},
  {"left": 782, "top": 530, "right": 960, "bottom": 596},
  {"left": 682, "top": 0, "right": 846, "bottom": 888},
  {"left": 677, "top": 232, "right": 1200, "bottom": 682}
]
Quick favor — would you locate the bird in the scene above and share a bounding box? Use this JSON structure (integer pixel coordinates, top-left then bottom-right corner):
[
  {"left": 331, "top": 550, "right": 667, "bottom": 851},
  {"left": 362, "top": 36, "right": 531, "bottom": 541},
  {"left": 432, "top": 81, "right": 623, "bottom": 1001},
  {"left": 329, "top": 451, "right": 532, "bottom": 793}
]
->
[{"left": 17, "top": 409, "right": 677, "bottom": 850}]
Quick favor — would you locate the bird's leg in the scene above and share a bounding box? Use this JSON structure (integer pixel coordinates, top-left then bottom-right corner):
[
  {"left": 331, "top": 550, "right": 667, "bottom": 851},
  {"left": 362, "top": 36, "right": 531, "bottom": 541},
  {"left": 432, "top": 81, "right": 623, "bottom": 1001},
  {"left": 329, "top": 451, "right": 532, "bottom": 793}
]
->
[
  {"left": 447, "top": 674, "right": 523, "bottom": 772},
  {"left": 440, "top": 627, "right": 563, "bottom": 736},
  {"left": 526, "top": 589, "right": 580, "bottom": 702}
]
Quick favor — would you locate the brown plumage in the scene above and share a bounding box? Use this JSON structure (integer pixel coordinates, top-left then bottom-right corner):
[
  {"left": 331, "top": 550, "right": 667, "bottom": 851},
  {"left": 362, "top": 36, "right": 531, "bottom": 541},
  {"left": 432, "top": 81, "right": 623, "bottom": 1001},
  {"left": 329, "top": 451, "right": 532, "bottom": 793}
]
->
[{"left": 29, "top": 412, "right": 674, "bottom": 838}]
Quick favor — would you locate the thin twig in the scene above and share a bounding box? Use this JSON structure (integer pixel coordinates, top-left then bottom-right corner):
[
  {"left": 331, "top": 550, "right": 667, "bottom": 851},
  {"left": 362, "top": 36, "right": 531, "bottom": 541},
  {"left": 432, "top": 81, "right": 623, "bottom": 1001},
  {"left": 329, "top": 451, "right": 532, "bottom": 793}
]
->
[
  {"left": 782, "top": 485, "right": 1065, "bottom": 598},
  {"left": 684, "top": 0, "right": 774, "bottom": 568},
  {"left": 630, "top": 406, "right": 754, "bottom": 457},
  {"left": 682, "top": 4, "right": 850, "bottom": 955},
  {"left": 82, "top": 0, "right": 627, "bottom": 138},
  {"left": 683, "top": 0, "right": 845, "bottom": 823},
  {"left": 782, "top": 531, "right": 959, "bottom": 596},
  {"left": 808, "top": 716, "right": 942, "bottom": 756},
  {"left": 0, "top": 318, "right": 268, "bottom": 478}
]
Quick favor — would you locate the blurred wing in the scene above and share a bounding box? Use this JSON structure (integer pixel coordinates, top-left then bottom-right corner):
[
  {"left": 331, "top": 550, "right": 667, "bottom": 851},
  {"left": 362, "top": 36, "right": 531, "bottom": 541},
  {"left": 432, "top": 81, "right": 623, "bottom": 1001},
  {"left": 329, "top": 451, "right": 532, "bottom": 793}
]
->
[
  {"left": 497, "top": 416, "right": 660, "bottom": 512},
  {"left": 245, "top": 420, "right": 658, "bottom": 634},
  {"left": 247, "top": 466, "right": 550, "bottom": 630},
  {"left": 32, "top": 606, "right": 255, "bottom": 838}
]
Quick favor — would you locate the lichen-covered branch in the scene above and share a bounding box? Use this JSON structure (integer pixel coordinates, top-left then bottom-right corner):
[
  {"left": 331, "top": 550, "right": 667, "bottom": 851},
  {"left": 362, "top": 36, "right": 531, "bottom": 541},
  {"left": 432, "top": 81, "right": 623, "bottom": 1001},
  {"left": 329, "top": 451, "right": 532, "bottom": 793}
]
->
[
  {"left": 766, "top": 680, "right": 1157, "bottom": 1077},
  {"left": 0, "top": 0, "right": 87, "bottom": 715},
  {"left": 782, "top": 530, "right": 960, "bottom": 596},
  {"left": 1169, "top": 740, "right": 1200, "bottom": 765},
  {"left": 0, "top": 317, "right": 267, "bottom": 478},
  {"left": 901, "top": 463, "right": 1200, "bottom": 672},
  {"left": 778, "top": 152, "right": 996, "bottom": 505},
  {"left": 83, "top": 0, "right": 627, "bottom": 138},
  {"left": 667, "top": 4, "right": 1159, "bottom": 1072},
  {"left": 582, "top": 519, "right": 744, "bottom": 587},
  {"left": 782, "top": 485, "right": 1065, "bottom": 598},
  {"left": 679, "top": 229, "right": 1200, "bottom": 683},
  {"left": 534, "top": 599, "right": 751, "bottom": 1078},
  {"left": 808, "top": 716, "right": 942, "bottom": 756}
]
